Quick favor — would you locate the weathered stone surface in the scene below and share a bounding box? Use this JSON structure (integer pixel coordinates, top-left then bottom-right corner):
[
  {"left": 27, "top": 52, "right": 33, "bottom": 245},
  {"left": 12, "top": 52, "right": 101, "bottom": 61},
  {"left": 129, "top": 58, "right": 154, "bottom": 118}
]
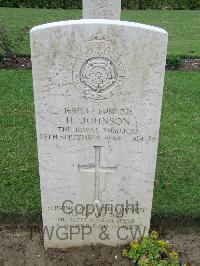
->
[
  {"left": 30, "top": 20, "right": 168, "bottom": 248},
  {"left": 83, "top": 0, "right": 121, "bottom": 20}
]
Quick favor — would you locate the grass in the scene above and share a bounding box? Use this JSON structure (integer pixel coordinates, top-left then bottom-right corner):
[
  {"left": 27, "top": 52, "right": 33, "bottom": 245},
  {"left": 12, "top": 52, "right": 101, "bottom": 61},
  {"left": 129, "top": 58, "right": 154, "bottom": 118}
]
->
[
  {"left": 0, "top": 8, "right": 200, "bottom": 57},
  {"left": 153, "top": 71, "right": 200, "bottom": 219},
  {"left": 0, "top": 70, "right": 199, "bottom": 220},
  {"left": 0, "top": 70, "right": 39, "bottom": 217}
]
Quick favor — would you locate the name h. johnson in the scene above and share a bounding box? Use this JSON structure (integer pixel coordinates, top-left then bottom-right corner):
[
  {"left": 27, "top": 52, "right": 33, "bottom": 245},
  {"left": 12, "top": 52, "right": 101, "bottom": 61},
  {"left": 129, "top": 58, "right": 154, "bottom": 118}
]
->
[{"left": 66, "top": 116, "right": 130, "bottom": 126}]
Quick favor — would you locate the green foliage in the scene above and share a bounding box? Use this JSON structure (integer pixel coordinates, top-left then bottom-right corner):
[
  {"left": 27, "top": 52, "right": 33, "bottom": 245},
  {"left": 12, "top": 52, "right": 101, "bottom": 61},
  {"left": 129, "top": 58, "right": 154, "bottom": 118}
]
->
[
  {"left": 166, "top": 55, "right": 181, "bottom": 70},
  {"left": 123, "top": 0, "right": 200, "bottom": 10},
  {"left": 0, "top": 24, "right": 15, "bottom": 58},
  {"left": 123, "top": 231, "right": 185, "bottom": 266},
  {"left": 0, "top": 0, "right": 199, "bottom": 9},
  {"left": 0, "top": 22, "right": 29, "bottom": 58},
  {"left": 0, "top": 0, "right": 82, "bottom": 8}
]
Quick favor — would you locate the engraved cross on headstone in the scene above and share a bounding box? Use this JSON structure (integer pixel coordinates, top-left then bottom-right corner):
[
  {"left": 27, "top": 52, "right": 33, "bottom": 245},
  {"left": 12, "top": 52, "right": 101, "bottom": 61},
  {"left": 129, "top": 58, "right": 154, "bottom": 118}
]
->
[
  {"left": 83, "top": 0, "right": 121, "bottom": 20},
  {"left": 79, "top": 146, "right": 117, "bottom": 203}
]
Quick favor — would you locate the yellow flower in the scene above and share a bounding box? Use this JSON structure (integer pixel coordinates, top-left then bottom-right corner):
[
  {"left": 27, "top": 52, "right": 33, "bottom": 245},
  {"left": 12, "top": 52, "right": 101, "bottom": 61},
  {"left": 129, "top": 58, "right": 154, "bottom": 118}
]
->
[
  {"left": 139, "top": 256, "right": 148, "bottom": 263},
  {"left": 169, "top": 251, "right": 178, "bottom": 258},
  {"left": 150, "top": 231, "right": 159, "bottom": 239},
  {"left": 122, "top": 249, "right": 128, "bottom": 257},
  {"left": 158, "top": 240, "right": 169, "bottom": 248},
  {"left": 130, "top": 241, "right": 139, "bottom": 249}
]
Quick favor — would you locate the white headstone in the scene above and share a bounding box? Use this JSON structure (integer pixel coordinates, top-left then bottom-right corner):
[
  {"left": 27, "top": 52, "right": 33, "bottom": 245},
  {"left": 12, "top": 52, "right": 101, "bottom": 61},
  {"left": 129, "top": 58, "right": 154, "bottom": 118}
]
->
[
  {"left": 83, "top": 0, "right": 121, "bottom": 20},
  {"left": 31, "top": 20, "right": 168, "bottom": 248}
]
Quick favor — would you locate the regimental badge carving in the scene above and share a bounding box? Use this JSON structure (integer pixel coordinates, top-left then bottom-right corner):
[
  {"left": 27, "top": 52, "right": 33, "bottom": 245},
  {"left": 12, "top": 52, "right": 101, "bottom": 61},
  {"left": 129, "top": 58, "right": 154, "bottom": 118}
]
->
[
  {"left": 81, "top": 57, "right": 117, "bottom": 93},
  {"left": 96, "top": 0, "right": 108, "bottom": 8},
  {"left": 73, "top": 29, "right": 125, "bottom": 102}
]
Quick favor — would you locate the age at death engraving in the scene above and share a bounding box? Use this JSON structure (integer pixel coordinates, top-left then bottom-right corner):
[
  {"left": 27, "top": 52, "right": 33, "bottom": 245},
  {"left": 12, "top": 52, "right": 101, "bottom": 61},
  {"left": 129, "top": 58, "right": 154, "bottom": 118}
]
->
[{"left": 40, "top": 133, "right": 156, "bottom": 143}]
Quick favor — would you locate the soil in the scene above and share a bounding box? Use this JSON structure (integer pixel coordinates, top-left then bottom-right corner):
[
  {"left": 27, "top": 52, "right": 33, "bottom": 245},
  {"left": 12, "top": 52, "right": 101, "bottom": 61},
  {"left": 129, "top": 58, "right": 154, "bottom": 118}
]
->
[
  {"left": 180, "top": 58, "right": 200, "bottom": 71},
  {"left": 0, "top": 56, "right": 31, "bottom": 70},
  {"left": 0, "top": 224, "right": 199, "bottom": 266},
  {"left": 0, "top": 56, "right": 200, "bottom": 71}
]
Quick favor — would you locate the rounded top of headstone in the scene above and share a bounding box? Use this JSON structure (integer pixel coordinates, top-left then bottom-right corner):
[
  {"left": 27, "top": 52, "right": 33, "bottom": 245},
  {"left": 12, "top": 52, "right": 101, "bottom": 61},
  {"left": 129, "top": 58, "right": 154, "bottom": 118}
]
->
[{"left": 30, "top": 20, "right": 168, "bottom": 36}]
